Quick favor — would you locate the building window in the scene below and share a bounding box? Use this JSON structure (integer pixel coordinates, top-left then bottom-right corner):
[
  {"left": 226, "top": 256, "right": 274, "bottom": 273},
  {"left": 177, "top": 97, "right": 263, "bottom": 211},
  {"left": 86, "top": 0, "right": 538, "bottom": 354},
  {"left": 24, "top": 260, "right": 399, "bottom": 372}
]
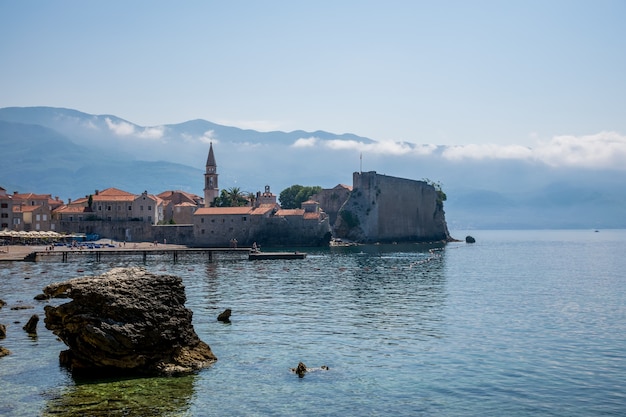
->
[
  {"left": 243, "top": 216, "right": 247, "bottom": 221},
  {"left": 148, "top": 216, "right": 152, "bottom": 222},
  {"left": 201, "top": 229, "right": 205, "bottom": 234},
  {"left": 128, "top": 205, "right": 132, "bottom": 210},
  {"left": 0, "top": 213, "right": 7, "bottom": 218},
  {"left": 201, "top": 218, "right": 205, "bottom": 223},
  {"left": 69, "top": 216, "right": 73, "bottom": 221},
  {"left": 1, "top": 203, "right": 7, "bottom": 208},
  {"left": 43, "top": 214, "right": 47, "bottom": 221},
  {"left": 98, "top": 205, "right": 102, "bottom": 211},
  {"left": 140, "top": 206, "right": 144, "bottom": 211},
  {"left": 107, "top": 206, "right": 112, "bottom": 211},
  {"left": 36, "top": 214, "right": 41, "bottom": 221},
  {"left": 148, "top": 206, "right": 152, "bottom": 211}
]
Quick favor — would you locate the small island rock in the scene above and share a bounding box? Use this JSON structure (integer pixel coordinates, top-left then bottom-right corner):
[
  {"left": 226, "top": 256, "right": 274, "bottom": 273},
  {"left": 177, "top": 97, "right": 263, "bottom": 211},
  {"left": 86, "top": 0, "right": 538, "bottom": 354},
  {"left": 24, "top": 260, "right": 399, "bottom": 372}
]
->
[
  {"left": 465, "top": 235, "right": 476, "bottom": 243},
  {"left": 217, "top": 309, "right": 232, "bottom": 323},
  {"left": 43, "top": 267, "right": 217, "bottom": 376}
]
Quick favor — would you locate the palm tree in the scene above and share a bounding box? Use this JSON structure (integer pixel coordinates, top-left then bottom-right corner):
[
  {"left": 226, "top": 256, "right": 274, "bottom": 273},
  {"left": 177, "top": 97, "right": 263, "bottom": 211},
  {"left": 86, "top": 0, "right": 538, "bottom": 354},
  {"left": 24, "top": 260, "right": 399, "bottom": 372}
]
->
[
  {"left": 227, "top": 187, "right": 248, "bottom": 207},
  {"left": 246, "top": 192, "right": 256, "bottom": 207}
]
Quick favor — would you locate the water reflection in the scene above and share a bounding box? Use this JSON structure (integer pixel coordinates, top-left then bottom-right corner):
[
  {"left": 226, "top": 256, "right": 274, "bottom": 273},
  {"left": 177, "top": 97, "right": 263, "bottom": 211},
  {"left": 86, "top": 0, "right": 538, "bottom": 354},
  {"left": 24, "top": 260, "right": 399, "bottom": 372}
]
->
[
  {"left": 42, "top": 373, "right": 198, "bottom": 417},
  {"left": 334, "top": 243, "right": 449, "bottom": 342}
]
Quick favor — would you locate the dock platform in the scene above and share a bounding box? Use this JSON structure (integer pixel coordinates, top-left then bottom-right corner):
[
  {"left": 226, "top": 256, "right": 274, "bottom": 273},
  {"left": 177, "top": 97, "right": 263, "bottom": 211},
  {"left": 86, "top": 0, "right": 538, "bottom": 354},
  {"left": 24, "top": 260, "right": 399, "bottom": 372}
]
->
[{"left": 248, "top": 251, "right": 307, "bottom": 260}]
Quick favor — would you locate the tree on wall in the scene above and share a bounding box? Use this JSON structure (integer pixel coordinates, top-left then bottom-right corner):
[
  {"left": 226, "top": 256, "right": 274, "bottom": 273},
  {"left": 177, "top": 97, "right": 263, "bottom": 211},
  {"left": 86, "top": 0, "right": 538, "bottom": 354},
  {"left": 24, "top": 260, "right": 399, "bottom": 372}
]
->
[
  {"left": 422, "top": 178, "right": 447, "bottom": 209},
  {"left": 279, "top": 185, "right": 322, "bottom": 209}
]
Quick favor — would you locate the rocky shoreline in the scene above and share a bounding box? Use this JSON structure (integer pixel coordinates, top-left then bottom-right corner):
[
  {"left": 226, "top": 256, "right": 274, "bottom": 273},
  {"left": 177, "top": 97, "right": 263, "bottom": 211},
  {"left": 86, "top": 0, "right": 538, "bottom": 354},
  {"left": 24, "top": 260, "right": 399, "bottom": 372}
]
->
[{"left": 43, "top": 267, "right": 217, "bottom": 376}]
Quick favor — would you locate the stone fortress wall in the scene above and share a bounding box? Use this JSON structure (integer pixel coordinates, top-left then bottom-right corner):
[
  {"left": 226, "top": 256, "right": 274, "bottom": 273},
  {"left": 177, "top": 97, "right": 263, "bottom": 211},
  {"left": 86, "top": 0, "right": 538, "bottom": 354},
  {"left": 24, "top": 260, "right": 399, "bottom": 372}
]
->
[{"left": 335, "top": 171, "right": 451, "bottom": 243}]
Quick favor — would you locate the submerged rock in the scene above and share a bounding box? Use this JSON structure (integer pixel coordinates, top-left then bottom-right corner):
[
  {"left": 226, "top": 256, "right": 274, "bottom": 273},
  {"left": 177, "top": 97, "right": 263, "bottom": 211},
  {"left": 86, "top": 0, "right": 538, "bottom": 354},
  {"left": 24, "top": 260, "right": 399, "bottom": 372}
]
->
[
  {"left": 0, "top": 346, "right": 10, "bottom": 357},
  {"left": 22, "top": 314, "right": 39, "bottom": 334},
  {"left": 43, "top": 267, "right": 217, "bottom": 376},
  {"left": 217, "top": 309, "right": 231, "bottom": 323},
  {"left": 290, "top": 361, "right": 329, "bottom": 378}
]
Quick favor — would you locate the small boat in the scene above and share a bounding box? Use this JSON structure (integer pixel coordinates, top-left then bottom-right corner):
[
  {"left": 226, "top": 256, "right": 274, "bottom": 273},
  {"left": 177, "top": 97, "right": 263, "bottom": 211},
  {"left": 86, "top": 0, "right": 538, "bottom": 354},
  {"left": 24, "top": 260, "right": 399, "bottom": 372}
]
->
[{"left": 248, "top": 251, "right": 307, "bottom": 260}]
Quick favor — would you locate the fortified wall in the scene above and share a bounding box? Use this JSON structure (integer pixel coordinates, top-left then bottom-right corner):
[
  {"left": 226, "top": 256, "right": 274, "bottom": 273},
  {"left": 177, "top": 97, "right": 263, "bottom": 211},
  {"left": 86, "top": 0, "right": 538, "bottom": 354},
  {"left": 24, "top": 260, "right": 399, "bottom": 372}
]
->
[
  {"left": 335, "top": 171, "right": 451, "bottom": 243},
  {"left": 57, "top": 220, "right": 195, "bottom": 245},
  {"left": 192, "top": 213, "right": 331, "bottom": 247}
]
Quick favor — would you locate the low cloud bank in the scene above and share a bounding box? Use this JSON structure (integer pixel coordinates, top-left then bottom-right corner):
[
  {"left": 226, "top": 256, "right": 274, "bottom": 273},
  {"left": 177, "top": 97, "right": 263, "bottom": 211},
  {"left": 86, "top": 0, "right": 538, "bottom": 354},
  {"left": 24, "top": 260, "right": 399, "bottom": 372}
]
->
[
  {"left": 292, "top": 131, "right": 626, "bottom": 170},
  {"left": 293, "top": 137, "right": 437, "bottom": 156},
  {"left": 105, "top": 117, "right": 164, "bottom": 140}
]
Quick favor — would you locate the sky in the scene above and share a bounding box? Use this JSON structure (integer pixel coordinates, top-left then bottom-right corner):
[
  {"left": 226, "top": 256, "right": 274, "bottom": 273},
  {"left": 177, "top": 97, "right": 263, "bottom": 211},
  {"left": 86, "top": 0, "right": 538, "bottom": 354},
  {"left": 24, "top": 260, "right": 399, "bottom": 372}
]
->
[{"left": 1, "top": 0, "right": 625, "bottom": 152}]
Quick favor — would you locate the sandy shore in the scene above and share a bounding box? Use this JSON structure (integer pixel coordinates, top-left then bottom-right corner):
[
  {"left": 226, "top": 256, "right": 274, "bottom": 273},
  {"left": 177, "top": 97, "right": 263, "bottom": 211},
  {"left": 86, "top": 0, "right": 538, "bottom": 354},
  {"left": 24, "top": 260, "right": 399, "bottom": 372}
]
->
[{"left": 0, "top": 240, "right": 190, "bottom": 262}]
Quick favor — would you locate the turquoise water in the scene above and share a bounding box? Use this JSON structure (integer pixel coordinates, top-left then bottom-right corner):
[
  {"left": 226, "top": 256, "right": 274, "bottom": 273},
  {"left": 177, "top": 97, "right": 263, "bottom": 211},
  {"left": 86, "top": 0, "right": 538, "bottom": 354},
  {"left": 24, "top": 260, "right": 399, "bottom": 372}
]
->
[{"left": 1, "top": 230, "right": 625, "bottom": 416}]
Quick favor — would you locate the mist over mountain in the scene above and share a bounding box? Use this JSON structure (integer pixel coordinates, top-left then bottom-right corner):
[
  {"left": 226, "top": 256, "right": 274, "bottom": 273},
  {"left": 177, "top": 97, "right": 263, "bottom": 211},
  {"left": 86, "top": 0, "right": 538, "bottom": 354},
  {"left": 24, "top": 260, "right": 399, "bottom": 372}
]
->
[{"left": 1, "top": 106, "right": 625, "bottom": 229}]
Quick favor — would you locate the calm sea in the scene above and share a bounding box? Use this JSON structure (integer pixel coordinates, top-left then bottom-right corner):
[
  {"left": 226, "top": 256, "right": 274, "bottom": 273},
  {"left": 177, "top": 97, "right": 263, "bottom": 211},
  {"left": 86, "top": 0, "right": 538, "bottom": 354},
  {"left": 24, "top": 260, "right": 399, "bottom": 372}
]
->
[{"left": 1, "top": 229, "right": 625, "bottom": 416}]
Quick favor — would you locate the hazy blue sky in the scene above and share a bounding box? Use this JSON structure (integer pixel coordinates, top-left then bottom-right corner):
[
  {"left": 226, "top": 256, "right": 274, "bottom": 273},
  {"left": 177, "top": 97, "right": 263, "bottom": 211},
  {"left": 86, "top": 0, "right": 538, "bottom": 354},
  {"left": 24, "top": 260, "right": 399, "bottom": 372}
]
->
[{"left": 1, "top": 1, "right": 625, "bottom": 151}]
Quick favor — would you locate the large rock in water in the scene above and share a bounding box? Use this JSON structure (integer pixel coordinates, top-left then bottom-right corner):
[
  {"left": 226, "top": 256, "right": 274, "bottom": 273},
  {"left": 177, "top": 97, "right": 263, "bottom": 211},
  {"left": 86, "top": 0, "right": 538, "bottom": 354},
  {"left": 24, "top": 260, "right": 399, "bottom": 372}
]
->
[{"left": 43, "top": 267, "right": 216, "bottom": 376}]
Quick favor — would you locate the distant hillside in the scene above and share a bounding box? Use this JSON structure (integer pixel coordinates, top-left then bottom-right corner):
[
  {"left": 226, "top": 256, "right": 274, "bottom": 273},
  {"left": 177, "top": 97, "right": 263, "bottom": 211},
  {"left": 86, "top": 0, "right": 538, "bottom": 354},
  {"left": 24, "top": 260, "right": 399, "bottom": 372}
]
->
[
  {"left": 0, "top": 119, "right": 202, "bottom": 198},
  {"left": 1, "top": 106, "right": 625, "bottom": 229}
]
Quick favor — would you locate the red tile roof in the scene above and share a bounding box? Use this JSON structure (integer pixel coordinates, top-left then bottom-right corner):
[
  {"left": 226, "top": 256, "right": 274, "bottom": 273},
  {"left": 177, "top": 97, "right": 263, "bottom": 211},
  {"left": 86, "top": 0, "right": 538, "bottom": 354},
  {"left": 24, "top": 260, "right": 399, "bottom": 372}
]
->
[
  {"left": 195, "top": 207, "right": 253, "bottom": 215},
  {"left": 54, "top": 205, "right": 90, "bottom": 214},
  {"left": 275, "top": 209, "right": 305, "bottom": 217},
  {"left": 96, "top": 188, "right": 136, "bottom": 196},
  {"left": 12, "top": 192, "right": 51, "bottom": 201}
]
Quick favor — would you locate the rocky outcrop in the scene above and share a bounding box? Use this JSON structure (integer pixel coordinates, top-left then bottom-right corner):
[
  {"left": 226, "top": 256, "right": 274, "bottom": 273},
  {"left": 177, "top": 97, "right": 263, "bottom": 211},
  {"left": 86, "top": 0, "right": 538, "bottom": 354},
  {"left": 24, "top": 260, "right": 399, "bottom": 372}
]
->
[
  {"left": 0, "top": 323, "right": 6, "bottom": 339},
  {"left": 43, "top": 267, "right": 217, "bottom": 376},
  {"left": 465, "top": 235, "right": 476, "bottom": 243}
]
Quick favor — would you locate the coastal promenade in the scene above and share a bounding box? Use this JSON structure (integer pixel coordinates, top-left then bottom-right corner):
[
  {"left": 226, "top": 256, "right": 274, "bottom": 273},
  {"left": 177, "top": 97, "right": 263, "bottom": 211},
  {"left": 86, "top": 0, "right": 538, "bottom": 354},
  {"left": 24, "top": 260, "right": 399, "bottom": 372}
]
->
[{"left": 0, "top": 241, "right": 252, "bottom": 263}]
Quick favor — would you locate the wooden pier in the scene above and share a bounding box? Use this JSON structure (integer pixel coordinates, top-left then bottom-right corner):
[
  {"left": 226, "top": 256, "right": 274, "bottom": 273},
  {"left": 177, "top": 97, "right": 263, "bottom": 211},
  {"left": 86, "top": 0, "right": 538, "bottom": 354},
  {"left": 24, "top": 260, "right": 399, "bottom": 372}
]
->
[{"left": 29, "top": 247, "right": 253, "bottom": 263}]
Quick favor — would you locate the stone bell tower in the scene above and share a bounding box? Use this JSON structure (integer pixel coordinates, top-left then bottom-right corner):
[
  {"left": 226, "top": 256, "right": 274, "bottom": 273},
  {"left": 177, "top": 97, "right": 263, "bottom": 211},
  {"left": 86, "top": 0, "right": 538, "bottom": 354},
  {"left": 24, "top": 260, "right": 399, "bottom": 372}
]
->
[{"left": 204, "top": 142, "right": 219, "bottom": 207}]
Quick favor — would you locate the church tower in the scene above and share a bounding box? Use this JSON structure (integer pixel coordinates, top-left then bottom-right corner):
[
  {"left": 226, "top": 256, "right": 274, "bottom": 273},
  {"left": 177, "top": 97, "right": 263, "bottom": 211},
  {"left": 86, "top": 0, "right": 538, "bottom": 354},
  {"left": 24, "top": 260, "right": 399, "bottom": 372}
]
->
[{"left": 204, "top": 142, "right": 219, "bottom": 207}]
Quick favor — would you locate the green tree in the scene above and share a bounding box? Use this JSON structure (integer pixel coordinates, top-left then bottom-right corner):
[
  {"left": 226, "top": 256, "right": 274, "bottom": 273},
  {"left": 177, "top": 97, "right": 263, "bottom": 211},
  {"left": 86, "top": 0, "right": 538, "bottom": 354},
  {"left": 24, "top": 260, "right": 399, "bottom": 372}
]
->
[
  {"left": 279, "top": 185, "right": 322, "bottom": 209},
  {"left": 422, "top": 178, "right": 447, "bottom": 208},
  {"left": 213, "top": 187, "right": 249, "bottom": 207}
]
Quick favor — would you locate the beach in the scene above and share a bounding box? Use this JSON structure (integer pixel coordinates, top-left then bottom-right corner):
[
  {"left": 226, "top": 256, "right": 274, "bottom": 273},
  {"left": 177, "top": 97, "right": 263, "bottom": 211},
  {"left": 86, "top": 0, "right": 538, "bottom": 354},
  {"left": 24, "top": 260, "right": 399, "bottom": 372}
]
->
[{"left": 0, "top": 240, "right": 189, "bottom": 262}]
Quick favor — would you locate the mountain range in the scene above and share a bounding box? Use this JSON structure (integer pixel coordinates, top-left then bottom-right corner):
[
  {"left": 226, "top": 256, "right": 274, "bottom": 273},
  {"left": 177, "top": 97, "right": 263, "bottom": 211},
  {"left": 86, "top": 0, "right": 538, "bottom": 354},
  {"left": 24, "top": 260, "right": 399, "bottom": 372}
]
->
[{"left": 1, "top": 106, "right": 625, "bottom": 230}]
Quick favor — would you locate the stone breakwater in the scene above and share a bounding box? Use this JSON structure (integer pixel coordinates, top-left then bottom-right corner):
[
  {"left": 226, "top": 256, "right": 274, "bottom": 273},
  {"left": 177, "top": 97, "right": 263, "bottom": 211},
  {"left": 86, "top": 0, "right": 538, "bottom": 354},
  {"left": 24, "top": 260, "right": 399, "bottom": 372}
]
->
[{"left": 43, "top": 267, "right": 217, "bottom": 376}]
